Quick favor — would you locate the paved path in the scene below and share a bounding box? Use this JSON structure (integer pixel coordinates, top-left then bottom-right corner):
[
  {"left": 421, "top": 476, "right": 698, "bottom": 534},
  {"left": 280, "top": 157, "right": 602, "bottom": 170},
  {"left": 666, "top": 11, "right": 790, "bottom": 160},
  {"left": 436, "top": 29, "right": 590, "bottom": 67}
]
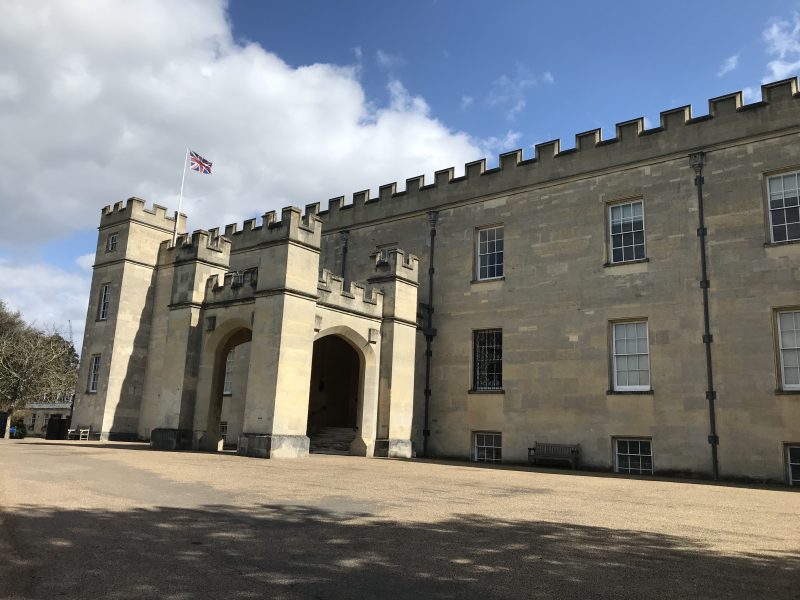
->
[{"left": 1, "top": 440, "right": 798, "bottom": 599}]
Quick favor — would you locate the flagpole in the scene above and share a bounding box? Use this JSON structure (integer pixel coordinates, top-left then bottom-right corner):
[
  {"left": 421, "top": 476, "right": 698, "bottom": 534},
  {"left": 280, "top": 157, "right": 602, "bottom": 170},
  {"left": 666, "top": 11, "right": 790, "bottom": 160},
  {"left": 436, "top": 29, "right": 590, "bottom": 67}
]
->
[{"left": 172, "top": 147, "right": 189, "bottom": 246}]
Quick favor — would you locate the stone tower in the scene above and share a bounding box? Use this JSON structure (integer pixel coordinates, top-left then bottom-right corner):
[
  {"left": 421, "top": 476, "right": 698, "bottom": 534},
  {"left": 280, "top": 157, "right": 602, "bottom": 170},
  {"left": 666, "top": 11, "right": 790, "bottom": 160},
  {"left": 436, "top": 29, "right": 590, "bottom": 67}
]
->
[{"left": 72, "top": 198, "right": 185, "bottom": 440}]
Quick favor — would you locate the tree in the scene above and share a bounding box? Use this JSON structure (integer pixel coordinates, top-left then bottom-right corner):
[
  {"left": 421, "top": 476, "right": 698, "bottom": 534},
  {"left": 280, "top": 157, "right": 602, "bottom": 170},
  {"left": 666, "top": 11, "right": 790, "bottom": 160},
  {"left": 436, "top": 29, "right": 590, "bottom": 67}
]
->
[{"left": 0, "top": 301, "right": 78, "bottom": 438}]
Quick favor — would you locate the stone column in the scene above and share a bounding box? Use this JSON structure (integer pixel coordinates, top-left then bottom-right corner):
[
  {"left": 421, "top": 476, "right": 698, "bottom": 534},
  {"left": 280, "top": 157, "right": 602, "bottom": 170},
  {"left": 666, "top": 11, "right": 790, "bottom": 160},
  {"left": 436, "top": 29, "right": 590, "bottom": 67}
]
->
[{"left": 369, "top": 249, "right": 420, "bottom": 458}]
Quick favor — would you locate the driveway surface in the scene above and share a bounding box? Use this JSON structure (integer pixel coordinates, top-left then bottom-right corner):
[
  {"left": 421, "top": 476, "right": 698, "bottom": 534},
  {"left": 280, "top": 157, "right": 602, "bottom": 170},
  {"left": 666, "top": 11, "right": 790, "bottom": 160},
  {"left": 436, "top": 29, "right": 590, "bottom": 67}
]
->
[{"left": 1, "top": 440, "right": 798, "bottom": 599}]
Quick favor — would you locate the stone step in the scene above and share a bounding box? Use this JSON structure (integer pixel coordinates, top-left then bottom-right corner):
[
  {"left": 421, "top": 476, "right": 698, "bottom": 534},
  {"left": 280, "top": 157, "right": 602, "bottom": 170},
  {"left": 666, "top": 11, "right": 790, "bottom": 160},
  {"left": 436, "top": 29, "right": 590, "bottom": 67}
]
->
[{"left": 309, "top": 427, "right": 356, "bottom": 455}]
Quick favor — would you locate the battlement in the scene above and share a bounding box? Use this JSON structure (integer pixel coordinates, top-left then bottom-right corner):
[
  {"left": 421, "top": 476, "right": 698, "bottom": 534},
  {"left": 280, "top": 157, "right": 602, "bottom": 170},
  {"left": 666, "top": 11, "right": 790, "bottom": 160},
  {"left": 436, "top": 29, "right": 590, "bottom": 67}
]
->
[
  {"left": 370, "top": 248, "right": 419, "bottom": 283},
  {"left": 225, "top": 206, "right": 322, "bottom": 253},
  {"left": 101, "top": 197, "right": 186, "bottom": 232},
  {"left": 158, "top": 229, "right": 230, "bottom": 267},
  {"left": 204, "top": 267, "right": 259, "bottom": 305},
  {"left": 317, "top": 269, "right": 383, "bottom": 319},
  {"left": 317, "top": 78, "right": 800, "bottom": 230}
]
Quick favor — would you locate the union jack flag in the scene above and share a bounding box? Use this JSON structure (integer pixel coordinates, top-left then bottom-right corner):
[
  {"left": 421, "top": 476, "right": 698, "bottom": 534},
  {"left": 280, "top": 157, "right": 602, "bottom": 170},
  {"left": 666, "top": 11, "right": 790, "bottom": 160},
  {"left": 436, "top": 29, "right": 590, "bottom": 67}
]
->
[{"left": 189, "top": 150, "right": 212, "bottom": 174}]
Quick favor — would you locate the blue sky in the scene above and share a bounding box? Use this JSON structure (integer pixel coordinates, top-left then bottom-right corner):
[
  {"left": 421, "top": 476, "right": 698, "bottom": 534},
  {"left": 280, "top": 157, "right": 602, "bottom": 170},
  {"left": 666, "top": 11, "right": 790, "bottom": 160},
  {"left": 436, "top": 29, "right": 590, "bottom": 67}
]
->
[
  {"left": 1, "top": 0, "right": 799, "bottom": 347},
  {"left": 230, "top": 0, "right": 792, "bottom": 141}
]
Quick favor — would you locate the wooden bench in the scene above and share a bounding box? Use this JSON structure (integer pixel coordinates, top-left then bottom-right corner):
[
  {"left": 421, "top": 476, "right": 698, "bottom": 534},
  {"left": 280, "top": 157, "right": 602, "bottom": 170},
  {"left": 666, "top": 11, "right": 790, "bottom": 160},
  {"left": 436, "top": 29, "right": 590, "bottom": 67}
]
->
[{"left": 528, "top": 442, "right": 580, "bottom": 469}]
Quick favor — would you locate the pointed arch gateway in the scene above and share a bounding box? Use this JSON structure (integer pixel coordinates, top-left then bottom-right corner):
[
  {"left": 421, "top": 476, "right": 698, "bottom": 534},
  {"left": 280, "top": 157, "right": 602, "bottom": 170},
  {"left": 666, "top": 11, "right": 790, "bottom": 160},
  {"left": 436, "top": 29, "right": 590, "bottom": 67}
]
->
[{"left": 307, "top": 327, "right": 372, "bottom": 455}]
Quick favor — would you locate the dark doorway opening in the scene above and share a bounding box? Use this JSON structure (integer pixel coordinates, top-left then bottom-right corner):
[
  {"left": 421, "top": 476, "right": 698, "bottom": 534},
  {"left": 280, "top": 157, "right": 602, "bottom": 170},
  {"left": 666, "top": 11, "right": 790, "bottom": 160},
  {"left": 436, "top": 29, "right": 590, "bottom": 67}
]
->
[{"left": 307, "top": 335, "right": 360, "bottom": 453}]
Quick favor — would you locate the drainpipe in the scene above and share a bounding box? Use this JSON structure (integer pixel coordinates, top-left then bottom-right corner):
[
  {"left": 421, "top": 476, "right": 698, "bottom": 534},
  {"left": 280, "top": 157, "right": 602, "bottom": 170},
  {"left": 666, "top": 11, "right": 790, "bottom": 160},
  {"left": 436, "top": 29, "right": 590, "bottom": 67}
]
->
[
  {"left": 690, "top": 151, "right": 720, "bottom": 480},
  {"left": 422, "top": 211, "right": 438, "bottom": 458},
  {"left": 340, "top": 230, "right": 350, "bottom": 283}
]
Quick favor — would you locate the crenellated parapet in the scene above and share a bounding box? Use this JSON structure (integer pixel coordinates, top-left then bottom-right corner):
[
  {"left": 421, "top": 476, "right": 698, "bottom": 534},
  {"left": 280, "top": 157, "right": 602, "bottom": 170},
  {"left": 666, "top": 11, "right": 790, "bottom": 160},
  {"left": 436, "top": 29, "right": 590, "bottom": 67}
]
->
[
  {"left": 101, "top": 197, "right": 186, "bottom": 232},
  {"left": 204, "top": 267, "right": 259, "bottom": 305},
  {"left": 224, "top": 206, "right": 322, "bottom": 254},
  {"left": 370, "top": 248, "right": 419, "bottom": 286},
  {"left": 158, "top": 229, "right": 230, "bottom": 268},
  {"left": 317, "top": 269, "right": 383, "bottom": 320},
  {"left": 317, "top": 78, "right": 800, "bottom": 230}
]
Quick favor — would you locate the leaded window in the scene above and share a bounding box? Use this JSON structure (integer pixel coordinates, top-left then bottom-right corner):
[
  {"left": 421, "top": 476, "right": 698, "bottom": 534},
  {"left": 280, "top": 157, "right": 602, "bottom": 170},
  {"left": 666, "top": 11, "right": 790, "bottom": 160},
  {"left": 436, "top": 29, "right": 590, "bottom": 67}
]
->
[
  {"left": 88, "top": 354, "right": 101, "bottom": 393},
  {"left": 223, "top": 349, "right": 234, "bottom": 395},
  {"left": 477, "top": 226, "right": 504, "bottom": 280},
  {"left": 778, "top": 311, "right": 800, "bottom": 390},
  {"left": 473, "top": 329, "right": 502, "bottom": 391},
  {"left": 474, "top": 432, "right": 502, "bottom": 463},
  {"left": 768, "top": 173, "right": 800, "bottom": 243},
  {"left": 788, "top": 445, "right": 800, "bottom": 486},
  {"left": 106, "top": 232, "right": 118, "bottom": 252},
  {"left": 612, "top": 321, "right": 650, "bottom": 391},
  {"left": 615, "top": 438, "right": 653, "bottom": 475},
  {"left": 98, "top": 284, "right": 111, "bottom": 320},
  {"left": 609, "top": 200, "right": 646, "bottom": 263}
]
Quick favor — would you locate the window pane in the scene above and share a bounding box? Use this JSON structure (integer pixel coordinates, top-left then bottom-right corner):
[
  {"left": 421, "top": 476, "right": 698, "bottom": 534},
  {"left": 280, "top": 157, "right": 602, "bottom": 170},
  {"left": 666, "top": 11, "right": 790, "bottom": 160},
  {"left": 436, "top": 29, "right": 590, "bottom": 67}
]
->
[
  {"left": 782, "top": 331, "right": 797, "bottom": 349},
  {"left": 774, "top": 226, "right": 788, "bottom": 242},
  {"left": 788, "top": 223, "right": 800, "bottom": 241},
  {"left": 784, "top": 367, "right": 800, "bottom": 385},
  {"left": 780, "top": 312, "right": 796, "bottom": 332},
  {"left": 477, "top": 226, "right": 503, "bottom": 280},
  {"left": 789, "top": 447, "right": 800, "bottom": 463},
  {"left": 769, "top": 176, "right": 783, "bottom": 194}
]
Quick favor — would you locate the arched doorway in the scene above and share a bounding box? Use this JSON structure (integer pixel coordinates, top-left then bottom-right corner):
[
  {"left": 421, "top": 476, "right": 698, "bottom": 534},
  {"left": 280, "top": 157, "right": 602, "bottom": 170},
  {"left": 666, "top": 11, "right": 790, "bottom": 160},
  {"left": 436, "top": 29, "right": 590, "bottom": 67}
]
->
[
  {"left": 307, "top": 335, "right": 361, "bottom": 453},
  {"left": 203, "top": 326, "right": 252, "bottom": 451}
]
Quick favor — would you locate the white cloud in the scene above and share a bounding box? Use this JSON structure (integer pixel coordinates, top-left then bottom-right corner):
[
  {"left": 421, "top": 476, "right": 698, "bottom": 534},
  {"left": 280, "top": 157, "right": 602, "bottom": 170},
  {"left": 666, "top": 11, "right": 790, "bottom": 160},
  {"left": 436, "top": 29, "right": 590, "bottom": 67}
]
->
[
  {"left": 0, "top": 258, "right": 90, "bottom": 352},
  {"left": 542, "top": 71, "right": 554, "bottom": 84},
  {"left": 717, "top": 54, "right": 739, "bottom": 77},
  {"left": 75, "top": 253, "right": 95, "bottom": 271},
  {"left": 742, "top": 86, "right": 761, "bottom": 103},
  {"left": 375, "top": 49, "right": 404, "bottom": 70},
  {"left": 478, "top": 130, "right": 522, "bottom": 155},
  {"left": 487, "top": 64, "right": 538, "bottom": 121},
  {"left": 0, "top": 0, "right": 501, "bottom": 347},
  {"left": 460, "top": 95, "right": 474, "bottom": 109},
  {"left": 763, "top": 14, "right": 800, "bottom": 81},
  {"left": 0, "top": 0, "right": 484, "bottom": 254}
]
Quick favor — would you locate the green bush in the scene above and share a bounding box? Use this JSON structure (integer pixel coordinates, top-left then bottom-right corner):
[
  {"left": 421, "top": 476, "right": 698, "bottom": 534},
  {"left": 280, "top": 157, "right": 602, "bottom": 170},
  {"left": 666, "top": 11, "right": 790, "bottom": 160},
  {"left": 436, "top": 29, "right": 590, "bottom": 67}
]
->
[{"left": 10, "top": 418, "right": 26, "bottom": 439}]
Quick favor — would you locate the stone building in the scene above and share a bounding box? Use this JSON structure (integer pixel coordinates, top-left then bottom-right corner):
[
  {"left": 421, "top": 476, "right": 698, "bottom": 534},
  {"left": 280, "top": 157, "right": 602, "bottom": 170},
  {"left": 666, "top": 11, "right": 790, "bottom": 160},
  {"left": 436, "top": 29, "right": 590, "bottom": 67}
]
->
[{"left": 73, "top": 79, "right": 800, "bottom": 483}]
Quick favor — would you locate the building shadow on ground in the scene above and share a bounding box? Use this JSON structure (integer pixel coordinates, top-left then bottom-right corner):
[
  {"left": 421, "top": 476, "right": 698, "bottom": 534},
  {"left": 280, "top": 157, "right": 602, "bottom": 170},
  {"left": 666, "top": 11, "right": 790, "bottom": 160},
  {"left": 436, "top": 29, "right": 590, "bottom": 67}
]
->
[{"left": 3, "top": 502, "right": 798, "bottom": 600}]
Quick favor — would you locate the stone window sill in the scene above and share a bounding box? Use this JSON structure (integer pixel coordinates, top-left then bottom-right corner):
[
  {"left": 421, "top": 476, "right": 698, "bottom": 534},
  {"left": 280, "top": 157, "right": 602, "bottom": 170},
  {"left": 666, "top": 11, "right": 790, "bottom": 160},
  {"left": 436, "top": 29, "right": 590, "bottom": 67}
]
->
[
  {"left": 764, "top": 239, "right": 800, "bottom": 248},
  {"left": 775, "top": 389, "right": 800, "bottom": 395},
  {"left": 606, "top": 389, "right": 654, "bottom": 395},
  {"left": 603, "top": 258, "right": 650, "bottom": 268},
  {"left": 468, "top": 389, "right": 505, "bottom": 395},
  {"left": 470, "top": 276, "right": 505, "bottom": 284}
]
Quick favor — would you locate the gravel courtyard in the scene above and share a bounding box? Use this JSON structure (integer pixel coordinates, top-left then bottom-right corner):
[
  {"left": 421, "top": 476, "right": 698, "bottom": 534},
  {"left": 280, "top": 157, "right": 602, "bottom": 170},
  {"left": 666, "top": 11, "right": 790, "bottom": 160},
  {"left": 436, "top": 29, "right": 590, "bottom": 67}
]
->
[{"left": 1, "top": 440, "right": 798, "bottom": 599}]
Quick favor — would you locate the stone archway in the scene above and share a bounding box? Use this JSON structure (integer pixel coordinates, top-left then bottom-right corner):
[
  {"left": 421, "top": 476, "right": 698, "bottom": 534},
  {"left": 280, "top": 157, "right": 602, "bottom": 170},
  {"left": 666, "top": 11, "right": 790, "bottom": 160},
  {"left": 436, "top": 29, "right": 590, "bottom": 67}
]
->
[
  {"left": 194, "top": 317, "right": 253, "bottom": 452},
  {"left": 307, "top": 335, "right": 361, "bottom": 453},
  {"left": 306, "top": 325, "right": 379, "bottom": 456}
]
